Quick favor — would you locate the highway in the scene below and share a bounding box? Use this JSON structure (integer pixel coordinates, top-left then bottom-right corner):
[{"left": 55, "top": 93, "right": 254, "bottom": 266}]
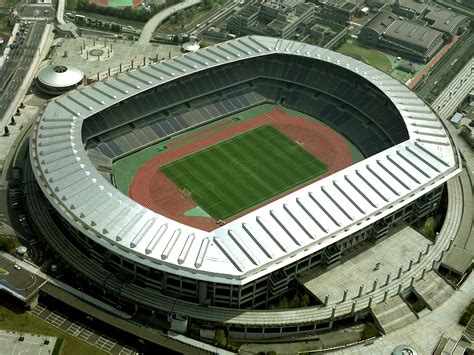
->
[
  {"left": 432, "top": 57, "right": 474, "bottom": 121},
  {"left": 415, "top": 30, "right": 474, "bottom": 99},
  {"left": 0, "top": 21, "right": 46, "bottom": 121}
]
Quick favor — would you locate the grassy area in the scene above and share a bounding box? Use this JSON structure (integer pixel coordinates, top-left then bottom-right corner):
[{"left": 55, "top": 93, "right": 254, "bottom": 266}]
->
[
  {"left": 0, "top": 304, "right": 106, "bottom": 355},
  {"left": 159, "top": 4, "right": 211, "bottom": 33},
  {"left": 361, "top": 322, "right": 379, "bottom": 340},
  {"left": 0, "top": 234, "right": 22, "bottom": 253},
  {"left": 0, "top": 0, "right": 21, "bottom": 8},
  {"left": 459, "top": 299, "right": 474, "bottom": 326},
  {"left": 0, "top": 15, "right": 13, "bottom": 35},
  {"left": 418, "top": 215, "right": 441, "bottom": 241},
  {"left": 337, "top": 42, "right": 392, "bottom": 73},
  {"left": 336, "top": 40, "right": 427, "bottom": 84},
  {"left": 76, "top": 10, "right": 146, "bottom": 29},
  {"left": 161, "top": 125, "right": 328, "bottom": 220}
]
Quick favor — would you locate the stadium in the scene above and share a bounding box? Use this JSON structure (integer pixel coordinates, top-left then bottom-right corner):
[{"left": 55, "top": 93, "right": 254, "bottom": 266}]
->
[{"left": 26, "top": 36, "right": 461, "bottom": 333}]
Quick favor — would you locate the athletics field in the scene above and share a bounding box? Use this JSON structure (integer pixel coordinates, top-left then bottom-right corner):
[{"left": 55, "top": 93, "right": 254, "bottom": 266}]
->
[{"left": 160, "top": 125, "right": 328, "bottom": 221}]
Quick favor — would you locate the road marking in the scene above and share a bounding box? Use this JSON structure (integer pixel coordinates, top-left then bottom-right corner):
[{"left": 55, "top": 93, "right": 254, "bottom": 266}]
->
[
  {"left": 95, "top": 335, "right": 116, "bottom": 351},
  {"left": 44, "top": 311, "right": 67, "bottom": 328},
  {"left": 78, "top": 328, "right": 93, "bottom": 341},
  {"left": 119, "top": 345, "right": 136, "bottom": 355},
  {"left": 28, "top": 304, "right": 46, "bottom": 317},
  {"left": 66, "top": 322, "right": 85, "bottom": 336}
]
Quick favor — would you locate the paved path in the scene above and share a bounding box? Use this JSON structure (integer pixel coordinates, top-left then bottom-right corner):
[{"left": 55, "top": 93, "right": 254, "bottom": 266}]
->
[
  {"left": 137, "top": 0, "right": 202, "bottom": 45},
  {"left": 300, "top": 226, "right": 430, "bottom": 305},
  {"left": 339, "top": 271, "right": 473, "bottom": 354},
  {"left": 56, "top": 0, "right": 65, "bottom": 25}
]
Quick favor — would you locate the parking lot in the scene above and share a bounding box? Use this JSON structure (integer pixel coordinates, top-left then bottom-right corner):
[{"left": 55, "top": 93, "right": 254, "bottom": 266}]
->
[{"left": 29, "top": 304, "right": 137, "bottom": 354}]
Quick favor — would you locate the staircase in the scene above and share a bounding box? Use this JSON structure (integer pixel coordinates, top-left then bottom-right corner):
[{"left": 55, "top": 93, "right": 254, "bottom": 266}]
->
[
  {"left": 371, "top": 295, "right": 417, "bottom": 334},
  {"left": 413, "top": 271, "right": 454, "bottom": 310}
]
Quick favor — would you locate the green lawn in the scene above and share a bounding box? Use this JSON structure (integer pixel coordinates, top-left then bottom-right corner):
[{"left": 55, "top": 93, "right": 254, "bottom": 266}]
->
[
  {"left": 160, "top": 125, "right": 328, "bottom": 220},
  {"left": 0, "top": 15, "right": 13, "bottom": 35},
  {"left": 338, "top": 42, "right": 392, "bottom": 73}
]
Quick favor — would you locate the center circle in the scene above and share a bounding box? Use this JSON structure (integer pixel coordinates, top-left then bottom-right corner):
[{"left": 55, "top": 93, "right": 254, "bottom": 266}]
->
[
  {"left": 233, "top": 161, "right": 258, "bottom": 177},
  {"left": 89, "top": 49, "right": 104, "bottom": 56}
]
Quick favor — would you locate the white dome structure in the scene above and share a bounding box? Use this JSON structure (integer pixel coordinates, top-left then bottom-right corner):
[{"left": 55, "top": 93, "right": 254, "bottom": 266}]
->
[
  {"left": 36, "top": 64, "right": 84, "bottom": 95},
  {"left": 181, "top": 41, "right": 200, "bottom": 52}
]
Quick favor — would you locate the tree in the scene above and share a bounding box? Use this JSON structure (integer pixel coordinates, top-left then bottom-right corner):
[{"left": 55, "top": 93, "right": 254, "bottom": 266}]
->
[
  {"left": 300, "top": 294, "right": 310, "bottom": 307},
  {"left": 214, "top": 329, "right": 227, "bottom": 348},
  {"left": 203, "top": 0, "right": 215, "bottom": 10},
  {"left": 278, "top": 297, "right": 289, "bottom": 309},
  {"left": 289, "top": 294, "right": 300, "bottom": 308},
  {"left": 188, "top": 323, "right": 200, "bottom": 336}
]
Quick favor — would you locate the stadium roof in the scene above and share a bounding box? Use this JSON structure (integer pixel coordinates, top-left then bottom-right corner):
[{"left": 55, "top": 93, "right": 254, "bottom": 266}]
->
[{"left": 30, "top": 36, "right": 461, "bottom": 285}]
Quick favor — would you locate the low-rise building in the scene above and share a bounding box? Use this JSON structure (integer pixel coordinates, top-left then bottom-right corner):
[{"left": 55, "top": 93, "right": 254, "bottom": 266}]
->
[
  {"left": 398, "top": 60, "right": 419, "bottom": 73},
  {"left": 359, "top": 11, "right": 444, "bottom": 62},
  {"left": 318, "top": 0, "right": 364, "bottom": 25},
  {"left": 310, "top": 24, "right": 332, "bottom": 38},
  {"left": 226, "top": 0, "right": 315, "bottom": 39},
  {"left": 423, "top": 4, "right": 470, "bottom": 41},
  {"left": 366, "top": 0, "right": 393, "bottom": 9},
  {"left": 392, "top": 0, "right": 429, "bottom": 19}
]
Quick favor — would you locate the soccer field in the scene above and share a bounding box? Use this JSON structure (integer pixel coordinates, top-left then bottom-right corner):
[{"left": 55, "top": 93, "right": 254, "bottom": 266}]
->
[{"left": 160, "top": 125, "right": 329, "bottom": 220}]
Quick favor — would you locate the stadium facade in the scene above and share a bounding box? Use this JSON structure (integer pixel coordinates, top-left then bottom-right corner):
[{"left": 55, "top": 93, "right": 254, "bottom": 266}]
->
[{"left": 28, "top": 36, "right": 460, "bottom": 312}]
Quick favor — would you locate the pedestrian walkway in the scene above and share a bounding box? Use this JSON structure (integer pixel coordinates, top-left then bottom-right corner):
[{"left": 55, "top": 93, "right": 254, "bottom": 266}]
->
[
  {"left": 338, "top": 257, "right": 474, "bottom": 354},
  {"left": 299, "top": 226, "right": 430, "bottom": 305}
]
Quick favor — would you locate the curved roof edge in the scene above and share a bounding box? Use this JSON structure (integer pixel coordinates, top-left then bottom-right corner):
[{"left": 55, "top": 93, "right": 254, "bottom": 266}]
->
[{"left": 30, "top": 36, "right": 462, "bottom": 285}]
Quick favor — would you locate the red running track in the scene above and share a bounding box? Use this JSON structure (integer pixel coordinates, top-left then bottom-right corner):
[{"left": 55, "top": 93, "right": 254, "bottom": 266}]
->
[{"left": 129, "top": 108, "right": 354, "bottom": 231}]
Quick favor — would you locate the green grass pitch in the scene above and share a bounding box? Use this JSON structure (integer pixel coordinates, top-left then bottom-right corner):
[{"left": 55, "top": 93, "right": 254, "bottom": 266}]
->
[{"left": 160, "top": 125, "right": 329, "bottom": 220}]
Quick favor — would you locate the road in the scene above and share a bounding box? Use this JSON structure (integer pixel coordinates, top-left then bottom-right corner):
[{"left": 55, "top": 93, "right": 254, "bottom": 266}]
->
[
  {"left": 415, "top": 31, "right": 474, "bottom": 99},
  {"left": 432, "top": 57, "right": 474, "bottom": 117},
  {"left": 138, "top": 0, "right": 202, "bottom": 45},
  {"left": 0, "top": 20, "right": 46, "bottom": 120},
  {"left": 56, "top": 0, "right": 66, "bottom": 24}
]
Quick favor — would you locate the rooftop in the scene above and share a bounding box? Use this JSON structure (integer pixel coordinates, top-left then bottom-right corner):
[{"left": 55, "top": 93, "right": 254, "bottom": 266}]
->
[
  {"left": 424, "top": 5, "right": 469, "bottom": 34},
  {"left": 363, "top": 11, "right": 398, "bottom": 35},
  {"left": 384, "top": 19, "right": 443, "bottom": 48},
  {"left": 36, "top": 64, "right": 84, "bottom": 88},
  {"left": 395, "top": 0, "right": 429, "bottom": 14}
]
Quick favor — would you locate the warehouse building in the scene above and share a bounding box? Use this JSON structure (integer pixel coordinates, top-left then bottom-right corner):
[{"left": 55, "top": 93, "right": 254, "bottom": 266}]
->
[{"left": 359, "top": 11, "right": 445, "bottom": 62}]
